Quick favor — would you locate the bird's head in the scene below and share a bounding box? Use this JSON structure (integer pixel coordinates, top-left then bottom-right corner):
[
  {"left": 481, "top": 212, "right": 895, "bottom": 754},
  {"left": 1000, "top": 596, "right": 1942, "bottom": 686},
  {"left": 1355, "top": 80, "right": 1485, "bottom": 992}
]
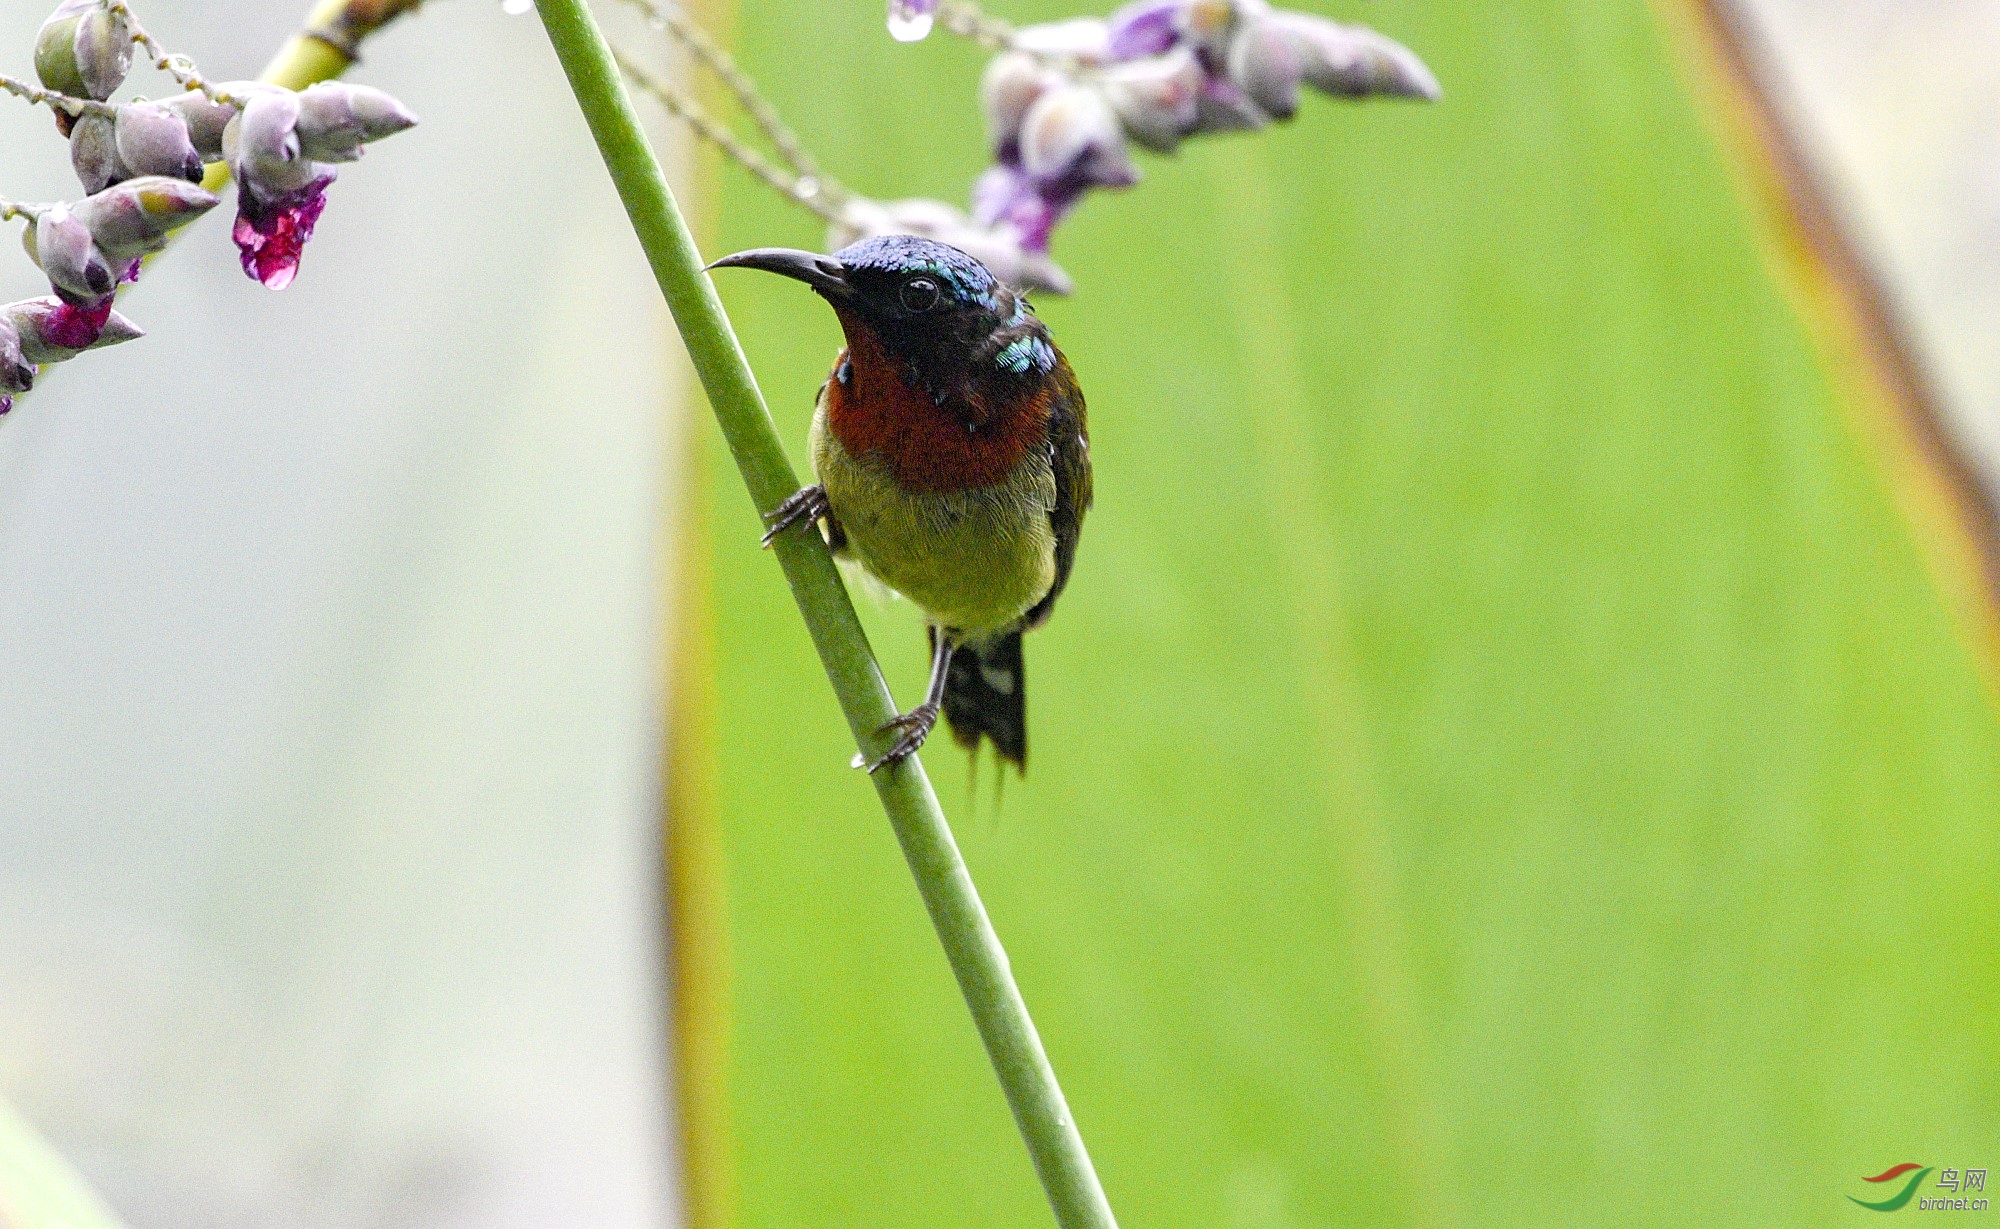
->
[{"left": 711, "top": 235, "right": 1048, "bottom": 405}]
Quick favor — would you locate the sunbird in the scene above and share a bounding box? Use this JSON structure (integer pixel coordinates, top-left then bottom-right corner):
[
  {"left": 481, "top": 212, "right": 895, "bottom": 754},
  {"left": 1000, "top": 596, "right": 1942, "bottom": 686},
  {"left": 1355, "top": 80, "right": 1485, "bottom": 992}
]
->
[{"left": 711, "top": 235, "right": 1092, "bottom": 773}]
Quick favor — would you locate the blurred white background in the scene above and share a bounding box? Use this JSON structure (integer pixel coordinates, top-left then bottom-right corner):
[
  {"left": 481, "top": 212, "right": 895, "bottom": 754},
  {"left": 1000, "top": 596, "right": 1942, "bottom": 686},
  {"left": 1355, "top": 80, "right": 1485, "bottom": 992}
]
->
[
  {"left": 1742, "top": 0, "right": 2000, "bottom": 489},
  {"left": 0, "top": 0, "right": 1994, "bottom": 1226},
  {"left": 0, "top": 2, "right": 680, "bottom": 1226}
]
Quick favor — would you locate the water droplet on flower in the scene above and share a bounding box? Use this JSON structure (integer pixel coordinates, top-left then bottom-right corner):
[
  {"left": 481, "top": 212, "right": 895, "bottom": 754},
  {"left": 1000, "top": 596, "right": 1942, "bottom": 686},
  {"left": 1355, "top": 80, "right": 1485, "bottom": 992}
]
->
[
  {"left": 887, "top": 0, "right": 934, "bottom": 42},
  {"left": 794, "top": 176, "right": 820, "bottom": 200},
  {"left": 500, "top": 0, "right": 532, "bottom": 15}
]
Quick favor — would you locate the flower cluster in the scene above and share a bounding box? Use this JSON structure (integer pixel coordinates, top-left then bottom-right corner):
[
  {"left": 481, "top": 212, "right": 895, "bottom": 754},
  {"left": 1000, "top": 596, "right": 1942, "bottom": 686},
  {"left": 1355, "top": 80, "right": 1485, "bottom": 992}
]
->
[
  {"left": 617, "top": 0, "right": 1435, "bottom": 296},
  {"left": 0, "top": 178, "right": 207, "bottom": 415},
  {"left": 826, "top": 1, "right": 1436, "bottom": 294},
  {"left": 972, "top": 0, "right": 1436, "bottom": 259},
  {"left": 1, "top": 0, "right": 415, "bottom": 416}
]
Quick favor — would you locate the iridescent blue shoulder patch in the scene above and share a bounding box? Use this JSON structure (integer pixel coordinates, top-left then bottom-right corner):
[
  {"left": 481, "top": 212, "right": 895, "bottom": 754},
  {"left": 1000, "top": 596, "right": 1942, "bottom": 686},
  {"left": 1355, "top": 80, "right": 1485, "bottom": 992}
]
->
[{"left": 996, "top": 334, "right": 1057, "bottom": 375}]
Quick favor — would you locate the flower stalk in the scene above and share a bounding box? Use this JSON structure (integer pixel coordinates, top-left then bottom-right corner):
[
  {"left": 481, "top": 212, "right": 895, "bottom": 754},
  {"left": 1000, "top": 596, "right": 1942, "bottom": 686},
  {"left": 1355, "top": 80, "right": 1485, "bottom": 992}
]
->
[
  {"left": 0, "top": 71, "right": 116, "bottom": 118},
  {"left": 613, "top": 49, "right": 848, "bottom": 225},
  {"left": 527, "top": 1, "right": 1119, "bottom": 1226},
  {"left": 937, "top": 0, "right": 1021, "bottom": 51},
  {"left": 102, "top": 1, "right": 242, "bottom": 105},
  {"left": 613, "top": 0, "right": 829, "bottom": 188}
]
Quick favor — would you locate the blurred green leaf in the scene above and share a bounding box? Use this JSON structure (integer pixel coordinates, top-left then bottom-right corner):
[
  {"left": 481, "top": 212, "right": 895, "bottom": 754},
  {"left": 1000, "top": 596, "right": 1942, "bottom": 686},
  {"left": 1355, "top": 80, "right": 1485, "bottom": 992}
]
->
[
  {"left": 690, "top": 2, "right": 2000, "bottom": 1226},
  {"left": 0, "top": 1100, "right": 122, "bottom": 1229}
]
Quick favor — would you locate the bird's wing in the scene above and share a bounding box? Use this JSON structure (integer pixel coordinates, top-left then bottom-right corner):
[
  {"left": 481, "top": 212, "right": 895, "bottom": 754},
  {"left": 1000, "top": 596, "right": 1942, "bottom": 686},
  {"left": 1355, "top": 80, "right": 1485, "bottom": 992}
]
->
[{"left": 1024, "top": 357, "right": 1091, "bottom": 630}]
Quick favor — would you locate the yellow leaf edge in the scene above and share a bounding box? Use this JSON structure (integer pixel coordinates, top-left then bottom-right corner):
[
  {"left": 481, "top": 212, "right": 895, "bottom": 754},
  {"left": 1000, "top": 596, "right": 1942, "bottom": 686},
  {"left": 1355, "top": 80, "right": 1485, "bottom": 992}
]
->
[{"left": 1652, "top": 0, "right": 2000, "bottom": 704}]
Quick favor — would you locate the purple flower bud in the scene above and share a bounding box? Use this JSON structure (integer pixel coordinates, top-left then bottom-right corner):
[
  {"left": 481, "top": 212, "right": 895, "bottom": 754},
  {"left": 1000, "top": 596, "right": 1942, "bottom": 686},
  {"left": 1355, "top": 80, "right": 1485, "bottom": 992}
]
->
[
  {"left": 0, "top": 317, "right": 34, "bottom": 395},
  {"left": 1104, "top": 0, "right": 1183, "bottom": 60},
  {"left": 981, "top": 53, "right": 1056, "bottom": 162},
  {"left": 37, "top": 1, "right": 133, "bottom": 101},
  {"left": 2, "top": 296, "right": 142, "bottom": 365},
  {"left": 32, "top": 204, "right": 117, "bottom": 305},
  {"left": 1018, "top": 84, "right": 1137, "bottom": 190},
  {"left": 1268, "top": 13, "right": 1440, "bottom": 100},
  {"left": 293, "top": 82, "right": 418, "bottom": 163},
  {"left": 73, "top": 175, "right": 220, "bottom": 264},
  {"left": 69, "top": 109, "right": 131, "bottom": 194},
  {"left": 116, "top": 102, "right": 207, "bottom": 183},
  {"left": 1099, "top": 47, "right": 1201, "bottom": 152},
  {"left": 35, "top": 5, "right": 86, "bottom": 95},
  {"left": 227, "top": 90, "right": 310, "bottom": 191},
  {"left": 345, "top": 84, "right": 419, "bottom": 141},
  {"left": 292, "top": 84, "right": 366, "bottom": 163},
  {"left": 1178, "top": 0, "right": 1242, "bottom": 46},
  {"left": 162, "top": 88, "right": 248, "bottom": 160},
  {"left": 1012, "top": 18, "right": 1112, "bottom": 60},
  {"left": 34, "top": 0, "right": 92, "bottom": 97},
  {"left": 971, "top": 163, "right": 1090, "bottom": 254},
  {"left": 1227, "top": 13, "right": 1303, "bottom": 120},
  {"left": 73, "top": 7, "right": 132, "bottom": 100},
  {"left": 970, "top": 163, "right": 1028, "bottom": 226},
  {"left": 1191, "top": 73, "right": 1267, "bottom": 132}
]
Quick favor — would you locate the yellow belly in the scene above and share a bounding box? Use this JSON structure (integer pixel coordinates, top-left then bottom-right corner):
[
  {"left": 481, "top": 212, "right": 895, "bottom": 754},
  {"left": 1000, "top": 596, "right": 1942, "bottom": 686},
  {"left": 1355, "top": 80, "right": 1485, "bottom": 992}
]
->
[{"left": 810, "top": 399, "right": 1057, "bottom": 635}]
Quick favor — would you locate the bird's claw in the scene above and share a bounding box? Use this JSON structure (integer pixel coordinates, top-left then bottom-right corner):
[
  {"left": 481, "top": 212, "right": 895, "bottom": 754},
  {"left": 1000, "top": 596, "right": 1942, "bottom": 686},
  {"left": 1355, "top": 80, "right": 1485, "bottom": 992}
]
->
[
  {"left": 855, "top": 702, "right": 939, "bottom": 773},
  {"left": 761, "top": 484, "right": 830, "bottom": 548}
]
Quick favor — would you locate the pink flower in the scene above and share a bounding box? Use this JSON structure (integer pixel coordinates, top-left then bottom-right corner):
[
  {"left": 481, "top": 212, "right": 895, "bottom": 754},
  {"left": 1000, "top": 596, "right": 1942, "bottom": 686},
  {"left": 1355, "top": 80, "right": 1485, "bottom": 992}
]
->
[
  {"left": 2, "top": 295, "right": 143, "bottom": 364},
  {"left": 220, "top": 85, "right": 413, "bottom": 290},
  {"left": 231, "top": 175, "right": 332, "bottom": 291}
]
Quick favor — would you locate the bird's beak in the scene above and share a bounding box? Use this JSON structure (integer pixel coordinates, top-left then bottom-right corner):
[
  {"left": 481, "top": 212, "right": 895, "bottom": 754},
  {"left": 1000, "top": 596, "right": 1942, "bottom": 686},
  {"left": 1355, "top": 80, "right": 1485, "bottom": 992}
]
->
[{"left": 707, "top": 247, "right": 855, "bottom": 300}]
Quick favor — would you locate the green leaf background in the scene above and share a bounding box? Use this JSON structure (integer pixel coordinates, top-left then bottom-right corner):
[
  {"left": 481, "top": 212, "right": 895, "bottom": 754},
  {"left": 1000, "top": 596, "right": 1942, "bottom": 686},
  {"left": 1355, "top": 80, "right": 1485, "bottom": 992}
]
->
[{"left": 691, "top": 1, "right": 2000, "bottom": 1225}]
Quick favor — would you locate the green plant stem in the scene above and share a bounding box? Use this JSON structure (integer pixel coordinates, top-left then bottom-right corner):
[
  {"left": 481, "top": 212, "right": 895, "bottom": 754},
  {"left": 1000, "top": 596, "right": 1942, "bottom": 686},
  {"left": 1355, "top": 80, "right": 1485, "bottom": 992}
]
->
[{"left": 528, "top": 2, "right": 1118, "bottom": 1226}]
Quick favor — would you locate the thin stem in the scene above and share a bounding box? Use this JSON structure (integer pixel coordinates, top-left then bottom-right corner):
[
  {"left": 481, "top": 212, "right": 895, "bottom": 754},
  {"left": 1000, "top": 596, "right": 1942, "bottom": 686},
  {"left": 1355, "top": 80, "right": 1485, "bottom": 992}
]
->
[
  {"left": 613, "top": 50, "right": 848, "bottom": 225},
  {"left": 932, "top": 1, "right": 1107, "bottom": 79},
  {"left": 936, "top": 0, "right": 1021, "bottom": 51},
  {"left": 0, "top": 72, "right": 118, "bottom": 119},
  {"left": 0, "top": 199, "right": 46, "bottom": 224},
  {"left": 104, "top": 1, "right": 244, "bottom": 106},
  {"left": 614, "top": 0, "right": 824, "bottom": 184},
  {"left": 527, "top": 2, "right": 1119, "bottom": 1227}
]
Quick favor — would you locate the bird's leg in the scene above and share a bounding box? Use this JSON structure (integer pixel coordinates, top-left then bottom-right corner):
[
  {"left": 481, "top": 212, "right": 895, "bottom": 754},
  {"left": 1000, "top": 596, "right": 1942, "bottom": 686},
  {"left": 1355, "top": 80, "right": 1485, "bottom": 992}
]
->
[
  {"left": 858, "top": 628, "right": 955, "bottom": 773},
  {"left": 760, "top": 484, "right": 830, "bottom": 547}
]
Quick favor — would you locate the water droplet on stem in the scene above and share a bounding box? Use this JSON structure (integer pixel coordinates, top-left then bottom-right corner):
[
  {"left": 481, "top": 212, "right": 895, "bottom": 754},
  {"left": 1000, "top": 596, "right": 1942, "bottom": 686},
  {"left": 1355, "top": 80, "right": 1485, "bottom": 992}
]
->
[{"left": 887, "top": 0, "right": 934, "bottom": 42}]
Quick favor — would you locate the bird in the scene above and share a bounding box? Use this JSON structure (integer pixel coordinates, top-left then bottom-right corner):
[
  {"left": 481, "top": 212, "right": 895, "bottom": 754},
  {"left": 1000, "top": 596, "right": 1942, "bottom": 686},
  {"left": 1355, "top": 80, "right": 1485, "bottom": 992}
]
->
[{"left": 710, "top": 235, "right": 1091, "bottom": 774}]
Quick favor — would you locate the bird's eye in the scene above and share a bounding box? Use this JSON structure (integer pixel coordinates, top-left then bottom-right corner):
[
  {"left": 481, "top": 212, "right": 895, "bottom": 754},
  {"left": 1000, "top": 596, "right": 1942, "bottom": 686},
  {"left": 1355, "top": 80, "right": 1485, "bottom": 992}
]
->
[{"left": 900, "top": 277, "right": 941, "bottom": 313}]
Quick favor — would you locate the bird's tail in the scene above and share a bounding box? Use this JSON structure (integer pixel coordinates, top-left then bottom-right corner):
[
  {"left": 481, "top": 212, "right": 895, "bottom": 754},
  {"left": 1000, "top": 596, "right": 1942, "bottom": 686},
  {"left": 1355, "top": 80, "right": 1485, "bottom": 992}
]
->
[{"left": 939, "top": 627, "right": 1027, "bottom": 771}]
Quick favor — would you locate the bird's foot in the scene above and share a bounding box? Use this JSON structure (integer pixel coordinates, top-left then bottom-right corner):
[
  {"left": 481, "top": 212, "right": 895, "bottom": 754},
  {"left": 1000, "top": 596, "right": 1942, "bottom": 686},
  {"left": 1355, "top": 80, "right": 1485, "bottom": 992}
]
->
[
  {"left": 761, "top": 484, "right": 829, "bottom": 548},
  {"left": 851, "top": 703, "right": 939, "bottom": 774}
]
